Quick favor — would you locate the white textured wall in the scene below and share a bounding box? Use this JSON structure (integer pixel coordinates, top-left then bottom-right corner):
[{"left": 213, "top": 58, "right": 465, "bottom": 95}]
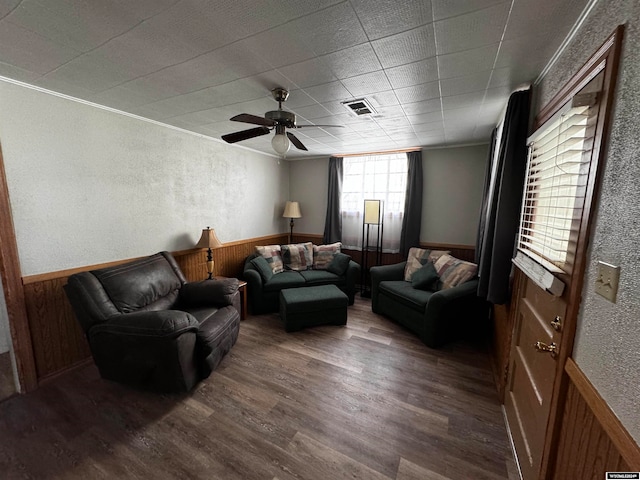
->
[
  {"left": 535, "top": 0, "right": 640, "bottom": 443},
  {"left": 289, "top": 145, "right": 489, "bottom": 246},
  {"left": 421, "top": 145, "right": 488, "bottom": 245},
  {"left": 0, "top": 81, "right": 289, "bottom": 275},
  {"left": 289, "top": 157, "right": 329, "bottom": 236}
]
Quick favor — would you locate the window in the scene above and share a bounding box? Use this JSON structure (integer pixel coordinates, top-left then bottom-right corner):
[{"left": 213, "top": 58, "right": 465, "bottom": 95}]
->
[
  {"left": 340, "top": 153, "right": 407, "bottom": 252},
  {"left": 518, "top": 73, "right": 602, "bottom": 274}
]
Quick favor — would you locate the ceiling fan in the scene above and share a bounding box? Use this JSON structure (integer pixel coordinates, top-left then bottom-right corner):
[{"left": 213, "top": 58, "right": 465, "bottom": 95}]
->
[{"left": 221, "top": 88, "right": 342, "bottom": 155}]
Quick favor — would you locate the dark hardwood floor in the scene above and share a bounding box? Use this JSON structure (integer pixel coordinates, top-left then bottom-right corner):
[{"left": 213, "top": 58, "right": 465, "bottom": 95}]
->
[
  {"left": 0, "top": 351, "right": 16, "bottom": 401},
  {"left": 0, "top": 297, "right": 518, "bottom": 479}
]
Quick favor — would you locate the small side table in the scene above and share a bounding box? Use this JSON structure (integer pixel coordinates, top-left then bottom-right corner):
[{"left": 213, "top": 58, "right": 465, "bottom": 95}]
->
[{"left": 215, "top": 276, "right": 248, "bottom": 320}]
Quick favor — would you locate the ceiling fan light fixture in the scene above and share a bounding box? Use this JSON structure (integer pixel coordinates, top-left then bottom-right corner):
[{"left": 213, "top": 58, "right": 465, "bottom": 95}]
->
[{"left": 272, "top": 132, "right": 290, "bottom": 155}]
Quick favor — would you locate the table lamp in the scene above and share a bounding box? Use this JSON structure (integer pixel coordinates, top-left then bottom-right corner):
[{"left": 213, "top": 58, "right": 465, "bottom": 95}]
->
[{"left": 195, "top": 227, "right": 223, "bottom": 279}]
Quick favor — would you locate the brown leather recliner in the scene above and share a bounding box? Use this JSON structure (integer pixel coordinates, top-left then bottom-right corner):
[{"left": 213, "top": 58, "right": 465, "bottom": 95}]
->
[{"left": 64, "top": 251, "right": 240, "bottom": 392}]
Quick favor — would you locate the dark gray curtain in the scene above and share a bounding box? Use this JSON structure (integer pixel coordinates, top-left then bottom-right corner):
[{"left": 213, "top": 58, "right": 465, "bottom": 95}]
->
[
  {"left": 322, "top": 156, "right": 343, "bottom": 244},
  {"left": 477, "top": 89, "right": 531, "bottom": 304},
  {"left": 475, "top": 128, "right": 498, "bottom": 264},
  {"left": 400, "top": 150, "right": 423, "bottom": 256}
]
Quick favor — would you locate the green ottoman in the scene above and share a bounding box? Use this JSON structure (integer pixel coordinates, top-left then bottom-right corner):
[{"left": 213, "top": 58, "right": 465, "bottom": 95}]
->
[{"left": 279, "top": 285, "right": 348, "bottom": 332}]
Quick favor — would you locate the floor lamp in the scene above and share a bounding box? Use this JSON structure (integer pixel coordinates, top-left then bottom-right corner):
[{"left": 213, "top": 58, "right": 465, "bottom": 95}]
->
[
  {"left": 361, "top": 199, "right": 383, "bottom": 297},
  {"left": 283, "top": 201, "right": 302, "bottom": 244}
]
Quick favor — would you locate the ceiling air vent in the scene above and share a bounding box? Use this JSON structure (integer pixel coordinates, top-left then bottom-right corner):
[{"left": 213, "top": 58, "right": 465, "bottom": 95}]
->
[{"left": 342, "top": 98, "right": 377, "bottom": 116}]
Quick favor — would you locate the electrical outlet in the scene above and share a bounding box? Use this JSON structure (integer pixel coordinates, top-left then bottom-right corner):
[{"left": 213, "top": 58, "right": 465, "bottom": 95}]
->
[{"left": 594, "top": 261, "right": 620, "bottom": 303}]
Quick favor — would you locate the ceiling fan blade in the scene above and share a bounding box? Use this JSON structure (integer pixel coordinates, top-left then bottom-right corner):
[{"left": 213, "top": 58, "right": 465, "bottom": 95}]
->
[
  {"left": 287, "top": 132, "right": 308, "bottom": 151},
  {"left": 222, "top": 126, "right": 270, "bottom": 144},
  {"left": 230, "top": 113, "right": 276, "bottom": 127},
  {"left": 295, "top": 124, "right": 344, "bottom": 128}
]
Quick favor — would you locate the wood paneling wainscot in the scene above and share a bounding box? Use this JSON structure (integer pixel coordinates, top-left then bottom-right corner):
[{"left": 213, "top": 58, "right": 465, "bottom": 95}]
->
[
  {"left": 22, "top": 233, "right": 288, "bottom": 382},
  {"left": 551, "top": 358, "right": 640, "bottom": 478}
]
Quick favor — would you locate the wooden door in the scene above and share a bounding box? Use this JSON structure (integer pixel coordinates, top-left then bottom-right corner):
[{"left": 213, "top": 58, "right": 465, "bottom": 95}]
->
[{"left": 505, "top": 277, "right": 566, "bottom": 480}]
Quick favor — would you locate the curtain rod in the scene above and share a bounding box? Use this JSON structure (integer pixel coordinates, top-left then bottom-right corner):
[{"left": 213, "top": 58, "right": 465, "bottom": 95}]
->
[{"left": 333, "top": 147, "right": 421, "bottom": 157}]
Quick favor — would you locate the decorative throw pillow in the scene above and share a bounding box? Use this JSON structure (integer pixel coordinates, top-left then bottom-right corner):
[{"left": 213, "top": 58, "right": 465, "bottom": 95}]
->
[
  {"left": 254, "top": 245, "right": 284, "bottom": 274},
  {"left": 250, "top": 255, "right": 274, "bottom": 282},
  {"left": 313, "top": 242, "right": 342, "bottom": 270},
  {"left": 403, "top": 247, "right": 450, "bottom": 281},
  {"left": 281, "top": 242, "right": 313, "bottom": 271},
  {"left": 411, "top": 262, "right": 440, "bottom": 291},
  {"left": 433, "top": 254, "right": 478, "bottom": 289},
  {"left": 326, "top": 252, "right": 351, "bottom": 276}
]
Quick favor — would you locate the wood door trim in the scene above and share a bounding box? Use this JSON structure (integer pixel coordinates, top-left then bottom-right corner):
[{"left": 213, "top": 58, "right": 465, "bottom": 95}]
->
[
  {"left": 538, "top": 25, "right": 625, "bottom": 480},
  {"left": 0, "top": 144, "right": 37, "bottom": 392},
  {"left": 565, "top": 358, "right": 640, "bottom": 468}
]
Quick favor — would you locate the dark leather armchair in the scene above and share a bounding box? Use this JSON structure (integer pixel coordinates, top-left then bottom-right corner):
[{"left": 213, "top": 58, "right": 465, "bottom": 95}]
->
[{"left": 64, "top": 251, "right": 240, "bottom": 392}]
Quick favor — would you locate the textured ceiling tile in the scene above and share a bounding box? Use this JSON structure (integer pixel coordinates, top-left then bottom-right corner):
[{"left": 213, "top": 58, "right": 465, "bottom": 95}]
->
[
  {"left": 376, "top": 105, "right": 407, "bottom": 119},
  {"left": 292, "top": 103, "right": 334, "bottom": 120},
  {"left": 0, "top": 20, "right": 79, "bottom": 75},
  {"left": 0, "top": 1, "right": 19, "bottom": 17},
  {"left": 282, "top": 90, "right": 318, "bottom": 109},
  {"left": 442, "top": 91, "right": 486, "bottom": 110},
  {"left": 350, "top": 0, "right": 432, "bottom": 40},
  {"left": 241, "top": 24, "right": 315, "bottom": 69},
  {"left": 437, "top": 44, "right": 499, "bottom": 79},
  {"left": 417, "top": 133, "right": 446, "bottom": 144},
  {"left": 402, "top": 98, "right": 442, "bottom": 115},
  {"left": 432, "top": 0, "right": 508, "bottom": 21},
  {"left": 303, "top": 81, "right": 351, "bottom": 103},
  {"left": 440, "top": 71, "right": 491, "bottom": 97},
  {"left": 321, "top": 43, "right": 382, "bottom": 79},
  {"left": 488, "top": 66, "right": 518, "bottom": 88},
  {"left": 443, "top": 106, "right": 481, "bottom": 124},
  {"left": 5, "top": 0, "right": 160, "bottom": 52},
  {"left": 407, "top": 111, "right": 443, "bottom": 125},
  {"left": 394, "top": 80, "right": 440, "bottom": 104},
  {"left": 503, "top": 0, "right": 590, "bottom": 40},
  {"left": 278, "top": 58, "right": 337, "bottom": 88},
  {"left": 434, "top": 3, "right": 511, "bottom": 55},
  {"left": 341, "top": 70, "right": 392, "bottom": 97},
  {"left": 413, "top": 121, "right": 444, "bottom": 133},
  {"left": 0, "top": 59, "right": 41, "bottom": 83},
  {"left": 222, "top": 97, "right": 278, "bottom": 118},
  {"left": 385, "top": 57, "right": 439, "bottom": 89},
  {"left": 371, "top": 24, "right": 437, "bottom": 68},
  {"left": 495, "top": 35, "right": 556, "bottom": 80},
  {"left": 249, "top": 70, "right": 296, "bottom": 93},
  {"left": 88, "top": 24, "right": 201, "bottom": 83},
  {"left": 39, "top": 54, "right": 137, "bottom": 93},
  {"left": 369, "top": 90, "right": 400, "bottom": 107},
  {"left": 291, "top": 2, "right": 368, "bottom": 56}
]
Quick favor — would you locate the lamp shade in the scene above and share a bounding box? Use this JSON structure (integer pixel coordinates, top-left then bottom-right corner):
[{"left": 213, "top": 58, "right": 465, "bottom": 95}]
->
[
  {"left": 282, "top": 201, "right": 301, "bottom": 218},
  {"left": 364, "top": 200, "right": 382, "bottom": 224},
  {"left": 195, "top": 227, "right": 223, "bottom": 249}
]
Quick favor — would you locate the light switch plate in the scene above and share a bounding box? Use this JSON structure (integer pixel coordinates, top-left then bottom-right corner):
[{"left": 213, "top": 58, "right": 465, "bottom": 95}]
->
[{"left": 594, "top": 261, "right": 620, "bottom": 303}]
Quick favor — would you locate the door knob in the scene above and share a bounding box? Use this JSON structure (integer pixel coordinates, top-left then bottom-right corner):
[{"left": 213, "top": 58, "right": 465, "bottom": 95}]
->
[
  {"left": 534, "top": 341, "right": 558, "bottom": 357},
  {"left": 550, "top": 316, "right": 562, "bottom": 332}
]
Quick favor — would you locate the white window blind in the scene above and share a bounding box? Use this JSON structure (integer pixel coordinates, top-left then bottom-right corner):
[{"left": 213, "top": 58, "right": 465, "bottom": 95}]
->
[{"left": 518, "top": 98, "right": 595, "bottom": 272}]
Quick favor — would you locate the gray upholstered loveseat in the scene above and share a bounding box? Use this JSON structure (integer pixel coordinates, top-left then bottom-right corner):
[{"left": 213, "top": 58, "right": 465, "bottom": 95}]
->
[
  {"left": 370, "top": 249, "right": 488, "bottom": 348},
  {"left": 243, "top": 242, "right": 360, "bottom": 314}
]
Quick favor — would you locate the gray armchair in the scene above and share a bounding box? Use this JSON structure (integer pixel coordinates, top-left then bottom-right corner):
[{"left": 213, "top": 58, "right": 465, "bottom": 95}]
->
[
  {"left": 64, "top": 251, "right": 240, "bottom": 392},
  {"left": 370, "top": 261, "right": 488, "bottom": 348}
]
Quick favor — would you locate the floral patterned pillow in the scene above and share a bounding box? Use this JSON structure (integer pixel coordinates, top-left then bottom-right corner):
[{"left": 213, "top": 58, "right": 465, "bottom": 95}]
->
[
  {"left": 403, "top": 247, "right": 450, "bottom": 281},
  {"left": 433, "top": 254, "right": 478, "bottom": 289},
  {"left": 281, "top": 242, "right": 313, "bottom": 271},
  {"left": 254, "top": 245, "right": 284, "bottom": 274},
  {"left": 313, "top": 242, "right": 342, "bottom": 270}
]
